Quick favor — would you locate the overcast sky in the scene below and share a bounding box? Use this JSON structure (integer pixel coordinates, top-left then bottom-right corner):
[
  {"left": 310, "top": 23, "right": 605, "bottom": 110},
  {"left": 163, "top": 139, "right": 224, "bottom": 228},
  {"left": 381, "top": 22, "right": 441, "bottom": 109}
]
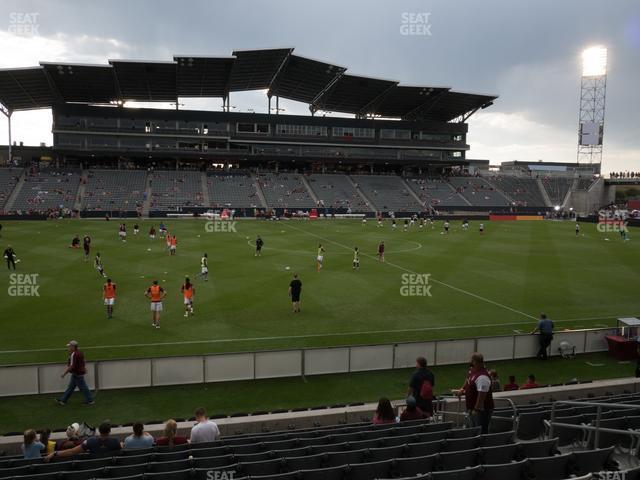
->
[{"left": 0, "top": 0, "right": 638, "bottom": 172}]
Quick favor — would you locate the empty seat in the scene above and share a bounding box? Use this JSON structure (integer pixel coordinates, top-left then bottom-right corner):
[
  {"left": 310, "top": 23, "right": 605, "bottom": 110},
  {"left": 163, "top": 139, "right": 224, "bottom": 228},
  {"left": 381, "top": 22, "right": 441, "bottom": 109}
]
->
[
  {"left": 442, "top": 437, "right": 479, "bottom": 452},
  {"left": 440, "top": 448, "right": 480, "bottom": 471},
  {"left": 324, "top": 449, "right": 367, "bottom": 468},
  {"left": 431, "top": 465, "right": 482, "bottom": 479},
  {"left": 479, "top": 431, "right": 514, "bottom": 447},
  {"left": 345, "top": 459, "right": 394, "bottom": 480},
  {"left": 480, "top": 443, "right": 518, "bottom": 465},
  {"left": 528, "top": 453, "right": 572, "bottom": 480},
  {"left": 570, "top": 446, "right": 616, "bottom": 476},
  {"left": 518, "top": 438, "right": 559, "bottom": 458},
  {"left": 282, "top": 453, "right": 324, "bottom": 472},
  {"left": 517, "top": 411, "right": 547, "bottom": 440},
  {"left": 392, "top": 454, "right": 439, "bottom": 478},
  {"left": 405, "top": 440, "right": 444, "bottom": 458},
  {"left": 478, "top": 460, "right": 528, "bottom": 480},
  {"left": 238, "top": 458, "right": 282, "bottom": 477}
]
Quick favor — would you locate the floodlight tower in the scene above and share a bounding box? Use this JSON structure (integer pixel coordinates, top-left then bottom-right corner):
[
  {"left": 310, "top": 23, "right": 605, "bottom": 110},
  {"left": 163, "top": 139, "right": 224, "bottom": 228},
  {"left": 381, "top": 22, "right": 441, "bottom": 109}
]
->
[{"left": 577, "top": 46, "right": 607, "bottom": 164}]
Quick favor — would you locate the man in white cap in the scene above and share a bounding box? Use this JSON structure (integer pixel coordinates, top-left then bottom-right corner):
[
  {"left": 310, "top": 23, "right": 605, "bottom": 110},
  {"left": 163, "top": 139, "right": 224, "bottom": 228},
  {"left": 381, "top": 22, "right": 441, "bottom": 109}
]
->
[{"left": 57, "top": 340, "right": 94, "bottom": 405}]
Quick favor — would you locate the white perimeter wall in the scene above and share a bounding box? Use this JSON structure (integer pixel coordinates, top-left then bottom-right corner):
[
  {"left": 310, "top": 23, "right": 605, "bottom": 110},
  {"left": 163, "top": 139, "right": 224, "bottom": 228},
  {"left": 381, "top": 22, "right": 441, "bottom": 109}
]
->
[{"left": 0, "top": 328, "right": 616, "bottom": 397}]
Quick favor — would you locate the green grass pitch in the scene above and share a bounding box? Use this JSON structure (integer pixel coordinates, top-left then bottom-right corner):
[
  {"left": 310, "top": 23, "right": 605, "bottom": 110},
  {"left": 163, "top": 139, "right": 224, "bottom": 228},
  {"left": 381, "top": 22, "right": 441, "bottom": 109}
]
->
[{"left": 0, "top": 218, "right": 636, "bottom": 366}]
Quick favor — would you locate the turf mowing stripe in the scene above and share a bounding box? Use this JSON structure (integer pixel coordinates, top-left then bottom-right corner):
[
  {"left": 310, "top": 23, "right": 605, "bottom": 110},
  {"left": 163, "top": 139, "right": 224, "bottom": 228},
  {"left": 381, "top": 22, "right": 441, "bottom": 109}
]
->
[
  {"left": 0, "top": 317, "right": 618, "bottom": 355},
  {"left": 284, "top": 222, "right": 537, "bottom": 320}
]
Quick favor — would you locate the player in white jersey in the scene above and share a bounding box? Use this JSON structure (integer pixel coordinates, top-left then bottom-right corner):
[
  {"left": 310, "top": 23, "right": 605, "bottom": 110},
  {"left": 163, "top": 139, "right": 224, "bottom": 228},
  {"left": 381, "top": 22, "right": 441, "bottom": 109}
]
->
[{"left": 196, "top": 253, "right": 209, "bottom": 281}]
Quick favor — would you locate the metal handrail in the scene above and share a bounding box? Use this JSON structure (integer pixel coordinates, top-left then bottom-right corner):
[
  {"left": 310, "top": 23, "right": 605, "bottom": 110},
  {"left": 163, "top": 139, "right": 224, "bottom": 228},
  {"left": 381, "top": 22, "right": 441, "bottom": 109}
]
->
[{"left": 549, "top": 400, "right": 640, "bottom": 450}]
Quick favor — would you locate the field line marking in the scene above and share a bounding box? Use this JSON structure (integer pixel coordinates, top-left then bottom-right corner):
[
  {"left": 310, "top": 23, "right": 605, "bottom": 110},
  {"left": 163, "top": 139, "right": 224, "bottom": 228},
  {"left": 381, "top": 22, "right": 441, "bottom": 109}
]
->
[
  {"left": 0, "top": 316, "right": 618, "bottom": 355},
  {"left": 284, "top": 223, "right": 537, "bottom": 320}
]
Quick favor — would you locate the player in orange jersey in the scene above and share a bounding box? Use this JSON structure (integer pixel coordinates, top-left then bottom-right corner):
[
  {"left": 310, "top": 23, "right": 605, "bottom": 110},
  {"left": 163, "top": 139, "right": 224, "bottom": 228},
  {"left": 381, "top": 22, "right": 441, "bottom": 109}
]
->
[
  {"left": 181, "top": 277, "right": 195, "bottom": 317},
  {"left": 103, "top": 278, "right": 116, "bottom": 319}
]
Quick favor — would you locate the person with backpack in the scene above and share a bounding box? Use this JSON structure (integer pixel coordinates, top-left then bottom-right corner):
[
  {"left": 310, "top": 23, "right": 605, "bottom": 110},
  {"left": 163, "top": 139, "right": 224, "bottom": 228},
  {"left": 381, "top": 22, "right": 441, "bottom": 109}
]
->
[{"left": 407, "top": 356, "right": 435, "bottom": 416}]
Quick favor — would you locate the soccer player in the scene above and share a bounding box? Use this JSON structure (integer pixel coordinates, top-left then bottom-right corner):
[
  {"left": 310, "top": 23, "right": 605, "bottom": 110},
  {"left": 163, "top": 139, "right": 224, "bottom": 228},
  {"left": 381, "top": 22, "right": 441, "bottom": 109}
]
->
[
  {"left": 196, "top": 253, "right": 209, "bottom": 281},
  {"left": 403, "top": 219, "right": 409, "bottom": 231},
  {"left": 377, "top": 241, "right": 385, "bottom": 263},
  {"left": 94, "top": 253, "right": 107, "bottom": 278},
  {"left": 462, "top": 219, "right": 469, "bottom": 231},
  {"left": 316, "top": 244, "right": 325, "bottom": 272},
  {"left": 419, "top": 218, "right": 425, "bottom": 229},
  {"left": 443, "top": 221, "right": 450, "bottom": 234},
  {"left": 70, "top": 235, "right": 80, "bottom": 249},
  {"left": 118, "top": 223, "right": 127, "bottom": 242},
  {"left": 159, "top": 222, "right": 167, "bottom": 235},
  {"left": 133, "top": 223, "right": 140, "bottom": 235},
  {"left": 255, "top": 236, "right": 264, "bottom": 257},
  {"left": 288, "top": 273, "right": 302, "bottom": 313},
  {"left": 82, "top": 234, "right": 91, "bottom": 261},
  {"left": 170, "top": 235, "right": 177, "bottom": 255},
  {"left": 4, "top": 245, "right": 16, "bottom": 270},
  {"left": 165, "top": 233, "right": 172, "bottom": 252},
  {"left": 353, "top": 246, "right": 360, "bottom": 270},
  {"left": 392, "top": 219, "right": 397, "bottom": 229},
  {"left": 145, "top": 280, "right": 166, "bottom": 329},
  {"left": 361, "top": 217, "right": 367, "bottom": 226},
  {"left": 377, "top": 213, "right": 383, "bottom": 227},
  {"left": 479, "top": 223, "right": 485, "bottom": 235},
  {"left": 149, "top": 226, "right": 156, "bottom": 240},
  {"left": 575, "top": 223, "right": 580, "bottom": 236},
  {"left": 103, "top": 278, "right": 116, "bottom": 319},
  {"left": 181, "top": 277, "right": 195, "bottom": 317}
]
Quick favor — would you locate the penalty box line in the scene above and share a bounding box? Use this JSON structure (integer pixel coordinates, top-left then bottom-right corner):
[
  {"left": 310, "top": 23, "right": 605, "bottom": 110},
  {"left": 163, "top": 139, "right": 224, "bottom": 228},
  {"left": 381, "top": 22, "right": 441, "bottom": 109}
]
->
[{"left": 284, "top": 223, "right": 537, "bottom": 320}]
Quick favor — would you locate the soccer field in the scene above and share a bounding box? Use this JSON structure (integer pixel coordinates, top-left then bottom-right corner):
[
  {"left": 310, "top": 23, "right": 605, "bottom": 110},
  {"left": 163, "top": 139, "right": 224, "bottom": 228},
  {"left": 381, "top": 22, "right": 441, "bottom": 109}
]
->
[{"left": 0, "top": 218, "right": 636, "bottom": 366}]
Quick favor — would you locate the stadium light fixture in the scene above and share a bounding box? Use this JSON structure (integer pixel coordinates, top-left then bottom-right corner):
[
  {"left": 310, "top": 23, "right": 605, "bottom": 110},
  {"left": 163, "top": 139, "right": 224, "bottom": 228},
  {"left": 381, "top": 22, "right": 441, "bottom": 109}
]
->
[
  {"left": 554, "top": 205, "right": 561, "bottom": 211},
  {"left": 582, "top": 46, "right": 607, "bottom": 77}
]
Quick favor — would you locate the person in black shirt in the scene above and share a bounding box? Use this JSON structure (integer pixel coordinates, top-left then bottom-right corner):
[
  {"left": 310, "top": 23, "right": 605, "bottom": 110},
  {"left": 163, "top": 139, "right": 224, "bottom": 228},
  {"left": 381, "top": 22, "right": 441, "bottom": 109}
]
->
[
  {"left": 255, "top": 236, "right": 264, "bottom": 257},
  {"left": 4, "top": 246, "right": 16, "bottom": 270},
  {"left": 82, "top": 234, "right": 91, "bottom": 261},
  {"left": 288, "top": 273, "right": 302, "bottom": 313},
  {"left": 407, "top": 356, "right": 436, "bottom": 416}
]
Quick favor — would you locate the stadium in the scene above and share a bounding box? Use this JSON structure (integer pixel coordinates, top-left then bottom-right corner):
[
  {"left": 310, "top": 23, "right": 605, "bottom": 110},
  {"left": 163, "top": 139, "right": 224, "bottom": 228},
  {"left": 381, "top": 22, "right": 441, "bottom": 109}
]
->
[{"left": 0, "top": 2, "right": 639, "bottom": 479}]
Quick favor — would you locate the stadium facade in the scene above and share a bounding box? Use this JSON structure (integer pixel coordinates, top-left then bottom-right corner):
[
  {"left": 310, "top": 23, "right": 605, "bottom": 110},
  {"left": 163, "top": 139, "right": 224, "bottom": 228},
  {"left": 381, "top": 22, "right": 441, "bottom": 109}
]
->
[{"left": 0, "top": 48, "right": 495, "bottom": 173}]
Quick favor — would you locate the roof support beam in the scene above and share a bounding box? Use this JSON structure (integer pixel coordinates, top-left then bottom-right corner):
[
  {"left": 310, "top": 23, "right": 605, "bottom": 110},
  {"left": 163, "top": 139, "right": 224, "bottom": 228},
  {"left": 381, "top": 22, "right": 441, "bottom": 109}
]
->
[
  {"left": 309, "top": 69, "right": 346, "bottom": 114},
  {"left": 404, "top": 88, "right": 449, "bottom": 121}
]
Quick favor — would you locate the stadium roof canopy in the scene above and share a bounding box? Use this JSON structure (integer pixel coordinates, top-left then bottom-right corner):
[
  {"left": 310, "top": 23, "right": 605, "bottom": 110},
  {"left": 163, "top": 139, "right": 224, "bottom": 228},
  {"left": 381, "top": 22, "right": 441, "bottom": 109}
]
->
[{"left": 0, "top": 48, "right": 497, "bottom": 121}]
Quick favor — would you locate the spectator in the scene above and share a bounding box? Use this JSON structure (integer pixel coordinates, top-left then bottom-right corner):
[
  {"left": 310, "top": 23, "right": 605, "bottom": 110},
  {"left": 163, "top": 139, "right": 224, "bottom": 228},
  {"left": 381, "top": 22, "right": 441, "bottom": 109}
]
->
[
  {"left": 57, "top": 340, "right": 94, "bottom": 405},
  {"left": 503, "top": 376, "right": 519, "bottom": 391},
  {"left": 22, "top": 429, "right": 44, "bottom": 459},
  {"left": 39, "top": 429, "right": 55, "bottom": 455},
  {"left": 44, "top": 422, "right": 121, "bottom": 461},
  {"left": 531, "top": 313, "right": 554, "bottom": 360},
  {"left": 189, "top": 407, "right": 220, "bottom": 444},
  {"left": 156, "top": 419, "right": 189, "bottom": 447},
  {"left": 56, "top": 423, "right": 81, "bottom": 451},
  {"left": 489, "top": 370, "right": 501, "bottom": 392},
  {"left": 400, "top": 396, "right": 425, "bottom": 422},
  {"left": 521, "top": 374, "right": 540, "bottom": 390},
  {"left": 372, "top": 397, "right": 397, "bottom": 424},
  {"left": 407, "top": 356, "right": 436, "bottom": 416},
  {"left": 122, "top": 422, "right": 155, "bottom": 449},
  {"left": 453, "top": 352, "right": 494, "bottom": 434}
]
